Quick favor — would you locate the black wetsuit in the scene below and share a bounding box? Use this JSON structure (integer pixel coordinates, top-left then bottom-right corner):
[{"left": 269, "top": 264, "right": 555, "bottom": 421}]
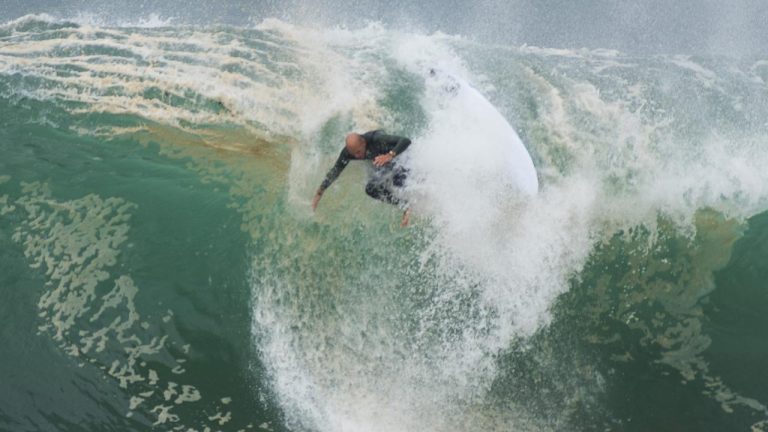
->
[{"left": 319, "top": 130, "right": 412, "bottom": 206}]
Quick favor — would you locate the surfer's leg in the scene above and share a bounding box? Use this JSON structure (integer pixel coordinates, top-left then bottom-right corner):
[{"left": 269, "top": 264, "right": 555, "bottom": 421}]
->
[
  {"left": 392, "top": 166, "right": 408, "bottom": 188},
  {"left": 365, "top": 172, "right": 411, "bottom": 226},
  {"left": 401, "top": 207, "right": 411, "bottom": 227},
  {"left": 365, "top": 180, "right": 401, "bottom": 206},
  {"left": 392, "top": 168, "right": 411, "bottom": 225}
]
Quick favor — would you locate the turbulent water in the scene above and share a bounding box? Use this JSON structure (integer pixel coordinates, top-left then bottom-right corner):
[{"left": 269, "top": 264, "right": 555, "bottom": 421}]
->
[{"left": 2, "top": 14, "right": 768, "bottom": 432}]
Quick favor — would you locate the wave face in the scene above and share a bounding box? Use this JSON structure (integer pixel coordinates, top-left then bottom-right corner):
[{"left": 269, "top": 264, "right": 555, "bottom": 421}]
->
[{"left": 3, "top": 15, "right": 768, "bottom": 432}]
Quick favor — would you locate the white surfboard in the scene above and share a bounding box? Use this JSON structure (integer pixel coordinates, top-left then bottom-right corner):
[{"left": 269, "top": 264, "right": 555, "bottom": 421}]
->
[
  {"left": 425, "top": 68, "right": 538, "bottom": 196},
  {"left": 402, "top": 69, "right": 538, "bottom": 233}
]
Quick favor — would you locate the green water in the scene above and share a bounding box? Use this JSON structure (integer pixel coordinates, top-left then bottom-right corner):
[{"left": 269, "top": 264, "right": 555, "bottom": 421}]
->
[{"left": 0, "top": 122, "right": 280, "bottom": 429}]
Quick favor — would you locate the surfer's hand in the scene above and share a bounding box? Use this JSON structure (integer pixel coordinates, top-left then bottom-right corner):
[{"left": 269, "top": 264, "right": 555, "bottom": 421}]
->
[
  {"left": 311, "top": 191, "right": 323, "bottom": 211},
  {"left": 373, "top": 154, "right": 394, "bottom": 167}
]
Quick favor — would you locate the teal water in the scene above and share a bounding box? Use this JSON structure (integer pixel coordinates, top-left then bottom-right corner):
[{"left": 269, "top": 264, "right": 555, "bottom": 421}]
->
[
  {"left": 2, "top": 16, "right": 768, "bottom": 432},
  {"left": 0, "top": 120, "right": 276, "bottom": 430}
]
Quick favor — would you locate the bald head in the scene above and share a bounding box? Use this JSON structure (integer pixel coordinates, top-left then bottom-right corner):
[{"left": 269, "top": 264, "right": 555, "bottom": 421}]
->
[{"left": 345, "top": 133, "right": 366, "bottom": 159}]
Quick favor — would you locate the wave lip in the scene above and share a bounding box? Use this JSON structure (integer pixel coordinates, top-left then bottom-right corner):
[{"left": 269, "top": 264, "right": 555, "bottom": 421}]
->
[{"left": 0, "top": 13, "right": 79, "bottom": 36}]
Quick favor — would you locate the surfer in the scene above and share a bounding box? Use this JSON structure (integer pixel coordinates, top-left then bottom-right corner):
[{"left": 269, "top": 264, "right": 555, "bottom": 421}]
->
[{"left": 312, "top": 130, "right": 413, "bottom": 226}]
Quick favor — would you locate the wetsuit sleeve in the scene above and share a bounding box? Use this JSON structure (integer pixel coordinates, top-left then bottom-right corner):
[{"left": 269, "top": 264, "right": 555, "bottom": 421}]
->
[
  {"left": 375, "top": 133, "right": 412, "bottom": 156},
  {"left": 319, "top": 149, "right": 351, "bottom": 191}
]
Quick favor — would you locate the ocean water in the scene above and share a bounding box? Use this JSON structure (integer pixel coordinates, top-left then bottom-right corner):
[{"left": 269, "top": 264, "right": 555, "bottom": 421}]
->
[{"left": 2, "top": 14, "right": 768, "bottom": 432}]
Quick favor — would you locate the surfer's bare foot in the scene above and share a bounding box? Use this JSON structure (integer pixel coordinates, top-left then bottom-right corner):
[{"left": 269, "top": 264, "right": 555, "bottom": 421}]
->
[{"left": 401, "top": 208, "right": 412, "bottom": 227}]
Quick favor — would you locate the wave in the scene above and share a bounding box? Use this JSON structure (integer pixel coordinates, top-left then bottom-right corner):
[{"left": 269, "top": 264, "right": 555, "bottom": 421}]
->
[{"left": 3, "top": 15, "right": 768, "bottom": 431}]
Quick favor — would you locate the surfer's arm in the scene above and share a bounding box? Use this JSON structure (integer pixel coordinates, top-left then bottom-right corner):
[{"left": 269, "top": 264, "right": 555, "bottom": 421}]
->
[
  {"left": 378, "top": 133, "right": 412, "bottom": 156},
  {"left": 372, "top": 134, "right": 411, "bottom": 166},
  {"left": 313, "top": 150, "right": 350, "bottom": 210}
]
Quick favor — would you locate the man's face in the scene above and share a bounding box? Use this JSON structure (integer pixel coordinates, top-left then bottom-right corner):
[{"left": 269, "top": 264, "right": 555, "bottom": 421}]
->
[{"left": 346, "top": 134, "right": 366, "bottom": 159}]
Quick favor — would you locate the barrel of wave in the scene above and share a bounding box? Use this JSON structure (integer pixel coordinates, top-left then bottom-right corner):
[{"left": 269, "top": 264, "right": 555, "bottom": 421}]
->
[{"left": 407, "top": 69, "right": 538, "bottom": 233}]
